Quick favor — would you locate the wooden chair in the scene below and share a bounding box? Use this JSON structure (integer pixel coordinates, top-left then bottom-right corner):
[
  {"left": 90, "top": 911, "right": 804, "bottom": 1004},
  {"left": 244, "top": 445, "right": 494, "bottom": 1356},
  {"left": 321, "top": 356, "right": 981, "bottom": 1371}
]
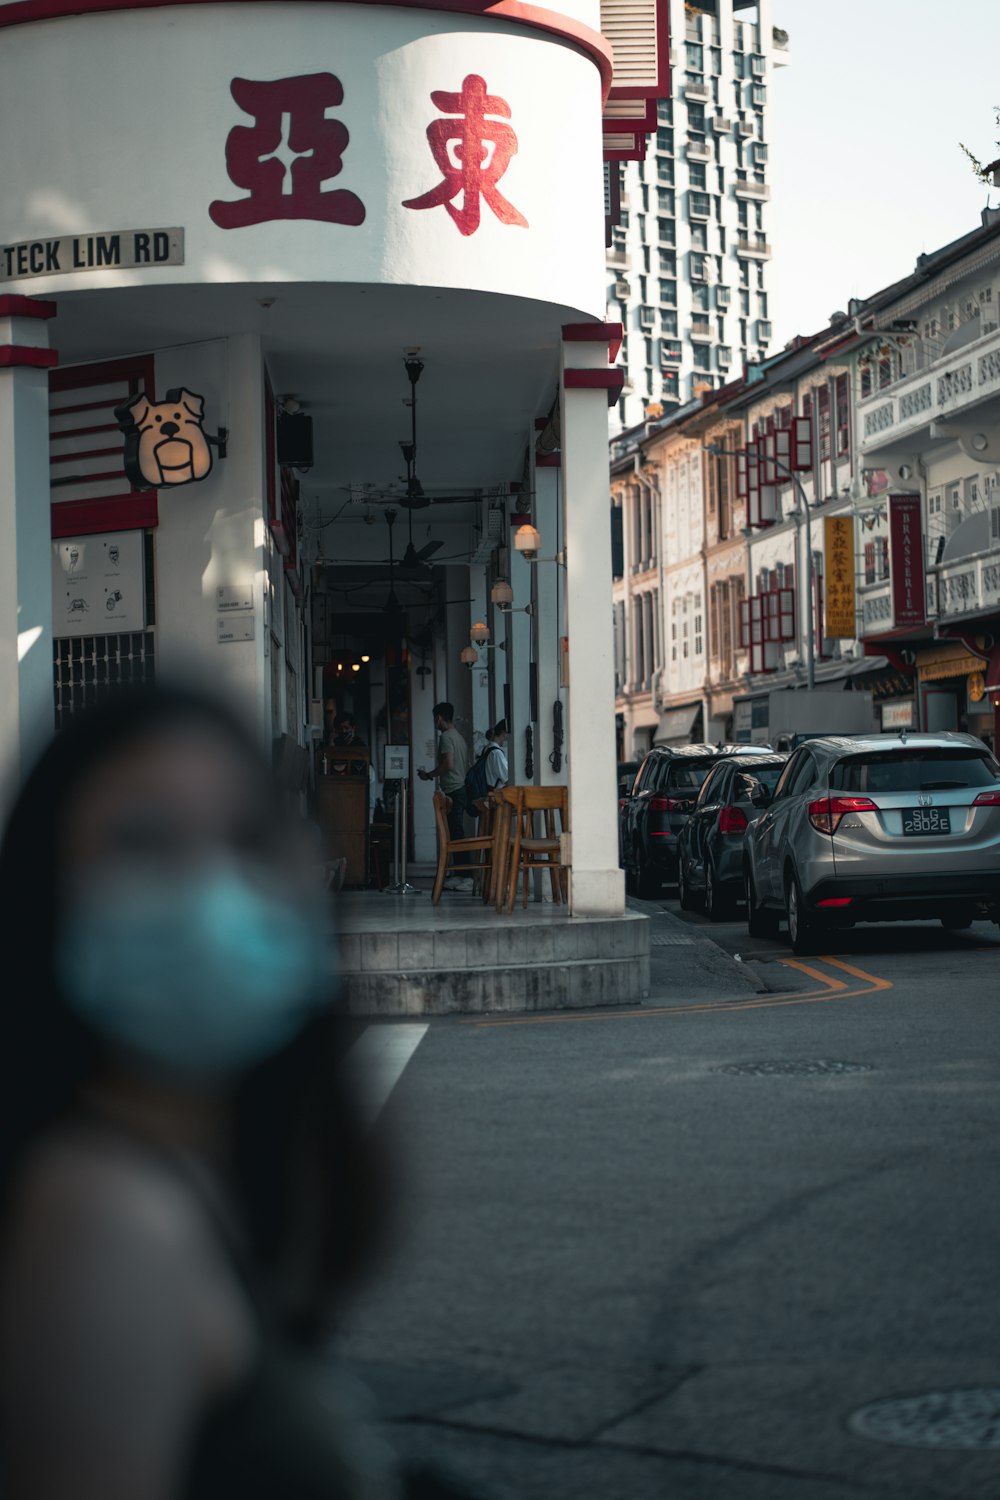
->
[
  {"left": 490, "top": 787, "right": 521, "bottom": 911},
  {"left": 431, "top": 793, "right": 493, "bottom": 905},
  {"left": 504, "top": 786, "right": 570, "bottom": 912}
]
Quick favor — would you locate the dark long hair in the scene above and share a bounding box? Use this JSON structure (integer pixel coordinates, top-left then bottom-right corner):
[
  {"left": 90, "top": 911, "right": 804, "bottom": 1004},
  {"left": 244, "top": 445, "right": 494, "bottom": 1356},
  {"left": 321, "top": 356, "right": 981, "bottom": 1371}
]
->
[{"left": 0, "top": 685, "right": 384, "bottom": 1338}]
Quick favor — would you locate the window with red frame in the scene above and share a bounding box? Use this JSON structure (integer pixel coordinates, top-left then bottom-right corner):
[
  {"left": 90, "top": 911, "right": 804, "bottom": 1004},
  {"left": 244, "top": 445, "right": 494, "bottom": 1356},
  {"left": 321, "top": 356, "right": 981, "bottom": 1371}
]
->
[
  {"left": 818, "top": 386, "right": 831, "bottom": 462},
  {"left": 860, "top": 363, "right": 873, "bottom": 399},
  {"left": 834, "top": 373, "right": 850, "bottom": 456}
]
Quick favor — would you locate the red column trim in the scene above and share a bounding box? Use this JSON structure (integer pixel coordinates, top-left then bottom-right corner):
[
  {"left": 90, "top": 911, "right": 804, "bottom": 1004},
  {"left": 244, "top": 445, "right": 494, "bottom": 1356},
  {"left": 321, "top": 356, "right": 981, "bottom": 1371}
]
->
[
  {"left": 563, "top": 322, "right": 624, "bottom": 362},
  {"left": 563, "top": 367, "right": 625, "bottom": 407},
  {"left": 536, "top": 453, "right": 562, "bottom": 467},
  {"left": 0, "top": 346, "right": 58, "bottom": 369},
  {"left": 0, "top": 295, "right": 57, "bottom": 320}
]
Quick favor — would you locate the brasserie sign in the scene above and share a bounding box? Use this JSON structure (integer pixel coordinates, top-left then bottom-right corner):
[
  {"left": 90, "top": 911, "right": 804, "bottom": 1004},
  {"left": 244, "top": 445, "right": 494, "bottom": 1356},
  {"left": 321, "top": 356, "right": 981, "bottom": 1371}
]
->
[{"left": 1, "top": 227, "right": 184, "bottom": 281}]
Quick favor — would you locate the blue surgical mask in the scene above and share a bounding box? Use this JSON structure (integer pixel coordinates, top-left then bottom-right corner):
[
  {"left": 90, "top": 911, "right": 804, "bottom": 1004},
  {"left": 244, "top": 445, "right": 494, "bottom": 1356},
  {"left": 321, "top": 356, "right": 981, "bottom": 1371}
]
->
[{"left": 56, "top": 868, "right": 331, "bottom": 1081}]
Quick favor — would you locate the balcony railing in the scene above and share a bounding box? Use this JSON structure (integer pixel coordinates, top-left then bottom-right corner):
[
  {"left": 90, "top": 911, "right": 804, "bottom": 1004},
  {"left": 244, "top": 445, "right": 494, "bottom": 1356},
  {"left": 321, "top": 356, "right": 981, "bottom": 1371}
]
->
[
  {"left": 685, "top": 139, "right": 713, "bottom": 161},
  {"left": 858, "top": 584, "right": 893, "bottom": 635},
  {"left": 684, "top": 81, "right": 711, "bottom": 102},
  {"left": 734, "top": 179, "right": 770, "bottom": 200},
  {"left": 936, "top": 551, "right": 1000, "bottom": 620},
  {"left": 859, "top": 322, "right": 1000, "bottom": 452},
  {"left": 736, "top": 238, "right": 772, "bottom": 259}
]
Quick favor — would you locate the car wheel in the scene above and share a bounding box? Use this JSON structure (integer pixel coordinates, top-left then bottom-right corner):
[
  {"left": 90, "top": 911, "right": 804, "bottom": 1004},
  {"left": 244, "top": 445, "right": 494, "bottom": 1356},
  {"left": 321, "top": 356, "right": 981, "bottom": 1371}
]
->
[
  {"left": 635, "top": 845, "right": 663, "bottom": 900},
  {"left": 677, "top": 856, "right": 697, "bottom": 911},
  {"left": 785, "top": 870, "right": 823, "bottom": 956},
  {"left": 745, "top": 866, "right": 778, "bottom": 939},
  {"left": 704, "top": 860, "right": 732, "bottom": 922}
]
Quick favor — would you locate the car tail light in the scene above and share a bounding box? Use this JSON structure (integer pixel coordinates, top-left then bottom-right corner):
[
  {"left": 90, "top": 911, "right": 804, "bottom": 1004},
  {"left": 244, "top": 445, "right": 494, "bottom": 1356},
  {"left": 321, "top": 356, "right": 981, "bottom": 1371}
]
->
[
  {"left": 973, "top": 789, "right": 1000, "bottom": 806},
  {"left": 650, "top": 794, "right": 690, "bottom": 813},
  {"left": 817, "top": 897, "right": 853, "bottom": 908},
  {"left": 718, "top": 805, "right": 748, "bottom": 835},
  {"left": 808, "top": 795, "right": 878, "bottom": 834}
]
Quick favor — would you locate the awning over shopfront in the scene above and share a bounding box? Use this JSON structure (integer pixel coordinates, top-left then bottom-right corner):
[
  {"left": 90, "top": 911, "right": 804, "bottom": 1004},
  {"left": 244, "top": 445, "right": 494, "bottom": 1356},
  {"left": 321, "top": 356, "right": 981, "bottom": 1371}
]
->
[
  {"left": 916, "top": 644, "right": 988, "bottom": 682},
  {"left": 656, "top": 703, "right": 702, "bottom": 744}
]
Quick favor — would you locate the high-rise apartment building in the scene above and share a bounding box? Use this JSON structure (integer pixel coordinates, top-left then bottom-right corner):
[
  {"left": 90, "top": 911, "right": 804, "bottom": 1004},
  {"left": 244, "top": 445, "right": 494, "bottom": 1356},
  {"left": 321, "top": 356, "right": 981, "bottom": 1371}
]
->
[{"left": 607, "top": 0, "right": 788, "bottom": 432}]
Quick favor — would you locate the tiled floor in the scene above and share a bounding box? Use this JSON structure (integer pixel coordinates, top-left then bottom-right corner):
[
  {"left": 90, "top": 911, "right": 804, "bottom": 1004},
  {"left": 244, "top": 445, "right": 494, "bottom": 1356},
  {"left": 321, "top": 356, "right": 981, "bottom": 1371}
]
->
[{"left": 333, "top": 865, "right": 648, "bottom": 936}]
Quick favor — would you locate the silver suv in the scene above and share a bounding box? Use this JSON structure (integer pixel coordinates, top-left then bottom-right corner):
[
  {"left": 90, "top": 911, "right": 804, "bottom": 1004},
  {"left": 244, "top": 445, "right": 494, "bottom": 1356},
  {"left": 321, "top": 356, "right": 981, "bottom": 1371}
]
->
[{"left": 743, "top": 732, "right": 1000, "bottom": 954}]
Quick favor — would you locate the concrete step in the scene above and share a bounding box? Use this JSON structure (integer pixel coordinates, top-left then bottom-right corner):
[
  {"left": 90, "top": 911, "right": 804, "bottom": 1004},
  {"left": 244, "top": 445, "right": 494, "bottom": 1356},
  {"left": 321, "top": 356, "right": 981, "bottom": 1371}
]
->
[
  {"left": 341, "top": 954, "right": 648, "bottom": 1016},
  {"left": 338, "top": 911, "right": 647, "bottom": 975}
]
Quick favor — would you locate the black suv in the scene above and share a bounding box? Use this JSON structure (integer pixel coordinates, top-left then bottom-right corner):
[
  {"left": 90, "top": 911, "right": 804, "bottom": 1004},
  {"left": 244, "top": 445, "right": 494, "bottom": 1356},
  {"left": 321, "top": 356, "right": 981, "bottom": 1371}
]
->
[{"left": 620, "top": 743, "right": 776, "bottom": 897}]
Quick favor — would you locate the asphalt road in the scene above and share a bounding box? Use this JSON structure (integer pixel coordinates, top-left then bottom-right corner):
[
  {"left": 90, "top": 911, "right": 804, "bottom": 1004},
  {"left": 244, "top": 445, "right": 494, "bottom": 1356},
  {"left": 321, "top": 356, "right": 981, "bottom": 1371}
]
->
[{"left": 339, "top": 900, "right": 1000, "bottom": 1500}]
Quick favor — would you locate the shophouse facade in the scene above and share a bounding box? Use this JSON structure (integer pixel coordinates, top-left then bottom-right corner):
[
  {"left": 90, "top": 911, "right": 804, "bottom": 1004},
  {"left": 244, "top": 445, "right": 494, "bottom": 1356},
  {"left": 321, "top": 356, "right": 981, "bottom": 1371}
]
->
[
  {"left": 854, "top": 209, "right": 1000, "bottom": 750},
  {"left": 612, "top": 208, "right": 1000, "bottom": 765},
  {"left": 0, "top": 0, "right": 667, "bottom": 916}
]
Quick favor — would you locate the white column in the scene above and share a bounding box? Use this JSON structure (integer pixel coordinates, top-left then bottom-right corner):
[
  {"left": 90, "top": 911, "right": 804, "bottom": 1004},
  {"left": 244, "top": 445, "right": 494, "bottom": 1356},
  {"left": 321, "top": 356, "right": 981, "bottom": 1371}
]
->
[
  {"left": 0, "top": 301, "right": 56, "bottom": 801},
  {"left": 532, "top": 462, "right": 566, "bottom": 786},
  {"left": 468, "top": 564, "right": 489, "bottom": 750},
  {"left": 508, "top": 515, "right": 533, "bottom": 784},
  {"left": 560, "top": 336, "right": 625, "bottom": 916}
]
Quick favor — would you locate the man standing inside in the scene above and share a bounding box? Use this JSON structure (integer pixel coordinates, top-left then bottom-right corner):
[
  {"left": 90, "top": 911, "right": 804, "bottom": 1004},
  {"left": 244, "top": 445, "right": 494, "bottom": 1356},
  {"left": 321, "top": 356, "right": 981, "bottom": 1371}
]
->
[{"left": 419, "top": 702, "right": 472, "bottom": 881}]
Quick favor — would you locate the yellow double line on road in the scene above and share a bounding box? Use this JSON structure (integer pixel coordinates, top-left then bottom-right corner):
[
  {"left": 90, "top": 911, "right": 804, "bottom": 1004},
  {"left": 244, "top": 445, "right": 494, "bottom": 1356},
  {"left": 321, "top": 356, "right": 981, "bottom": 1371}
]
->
[{"left": 464, "top": 954, "right": 892, "bottom": 1029}]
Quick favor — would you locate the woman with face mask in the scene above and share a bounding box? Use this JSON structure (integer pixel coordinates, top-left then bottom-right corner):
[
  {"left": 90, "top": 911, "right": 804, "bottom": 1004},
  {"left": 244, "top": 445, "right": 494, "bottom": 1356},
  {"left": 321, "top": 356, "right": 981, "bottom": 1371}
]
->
[{"left": 0, "top": 687, "right": 441, "bottom": 1500}]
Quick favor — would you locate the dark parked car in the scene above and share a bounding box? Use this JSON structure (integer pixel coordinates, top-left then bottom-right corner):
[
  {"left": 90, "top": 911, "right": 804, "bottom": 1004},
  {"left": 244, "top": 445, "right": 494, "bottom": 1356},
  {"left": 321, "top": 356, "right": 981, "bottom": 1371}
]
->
[
  {"left": 676, "top": 754, "right": 788, "bottom": 919},
  {"left": 620, "top": 743, "right": 775, "bottom": 897}
]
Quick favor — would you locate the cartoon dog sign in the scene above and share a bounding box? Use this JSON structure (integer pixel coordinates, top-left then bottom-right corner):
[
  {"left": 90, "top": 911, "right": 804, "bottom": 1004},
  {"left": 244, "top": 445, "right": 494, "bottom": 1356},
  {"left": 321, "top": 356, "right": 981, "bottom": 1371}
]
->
[{"left": 114, "top": 388, "right": 227, "bottom": 489}]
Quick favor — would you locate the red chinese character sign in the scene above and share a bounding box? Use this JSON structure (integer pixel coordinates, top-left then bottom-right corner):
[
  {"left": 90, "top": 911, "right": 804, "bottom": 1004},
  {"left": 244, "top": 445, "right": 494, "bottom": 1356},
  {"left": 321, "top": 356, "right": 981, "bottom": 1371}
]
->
[
  {"left": 209, "top": 74, "right": 365, "bottom": 229},
  {"left": 403, "top": 75, "right": 528, "bottom": 237}
]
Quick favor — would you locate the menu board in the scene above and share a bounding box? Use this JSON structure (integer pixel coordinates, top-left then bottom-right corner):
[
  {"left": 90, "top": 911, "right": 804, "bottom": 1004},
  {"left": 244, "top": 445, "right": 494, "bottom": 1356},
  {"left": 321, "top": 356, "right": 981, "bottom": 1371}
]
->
[{"left": 52, "top": 531, "right": 145, "bottom": 636}]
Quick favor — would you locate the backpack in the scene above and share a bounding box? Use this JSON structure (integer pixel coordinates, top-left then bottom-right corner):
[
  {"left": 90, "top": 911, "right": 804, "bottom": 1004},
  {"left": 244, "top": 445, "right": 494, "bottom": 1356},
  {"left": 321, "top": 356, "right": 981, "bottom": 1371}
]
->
[{"left": 465, "top": 743, "right": 500, "bottom": 803}]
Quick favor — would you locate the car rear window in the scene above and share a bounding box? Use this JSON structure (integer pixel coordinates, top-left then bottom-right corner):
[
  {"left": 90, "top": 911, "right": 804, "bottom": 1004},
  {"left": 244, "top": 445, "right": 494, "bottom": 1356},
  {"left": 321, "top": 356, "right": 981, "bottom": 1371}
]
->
[
  {"left": 735, "top": 762, "right": 785, "bottom": 796},
  {"left": 668, "top": 763, "right": 715, "bottom": 792},
  {"left": 830, "top": 748, "right": 1000, "bottom": 794}
]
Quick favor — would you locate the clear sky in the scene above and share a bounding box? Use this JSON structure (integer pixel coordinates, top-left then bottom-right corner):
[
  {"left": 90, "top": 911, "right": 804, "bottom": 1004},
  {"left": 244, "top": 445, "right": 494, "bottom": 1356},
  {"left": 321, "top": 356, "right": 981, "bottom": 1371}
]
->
[{"left": 768, "top": 0, "right": 999, "bottom": 348}]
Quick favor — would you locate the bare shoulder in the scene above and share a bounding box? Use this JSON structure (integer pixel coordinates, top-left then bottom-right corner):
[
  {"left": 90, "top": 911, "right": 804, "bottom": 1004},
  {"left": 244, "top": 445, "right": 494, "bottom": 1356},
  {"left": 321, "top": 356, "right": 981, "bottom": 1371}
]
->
[
  {"left": 0, "top": 1125, "right": 255, "bottom": 1384},
  {"left": 4, "top": 1126, "right": 209, "bottom": 1269}
]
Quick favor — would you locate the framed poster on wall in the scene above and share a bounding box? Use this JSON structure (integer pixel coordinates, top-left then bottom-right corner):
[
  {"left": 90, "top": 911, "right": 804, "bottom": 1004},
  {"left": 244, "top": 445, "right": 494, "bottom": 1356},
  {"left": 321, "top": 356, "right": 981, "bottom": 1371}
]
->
[{"left": 51, "top": 531, "right": 145, "bottom": 635}]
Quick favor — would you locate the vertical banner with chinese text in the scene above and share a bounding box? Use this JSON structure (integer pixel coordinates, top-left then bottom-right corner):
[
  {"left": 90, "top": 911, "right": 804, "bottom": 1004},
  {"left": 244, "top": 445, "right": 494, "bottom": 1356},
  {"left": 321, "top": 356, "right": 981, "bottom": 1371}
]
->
[
  {"left": 889, "top": 494, "right": 925, "bottom": 629},
  {"left": 823, "top": 514, "right": 856, "bottom": 637}
]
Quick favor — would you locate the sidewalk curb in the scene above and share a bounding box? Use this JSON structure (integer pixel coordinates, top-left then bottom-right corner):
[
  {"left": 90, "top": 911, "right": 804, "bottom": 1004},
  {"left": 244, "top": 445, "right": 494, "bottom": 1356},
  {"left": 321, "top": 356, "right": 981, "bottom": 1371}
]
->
[{"left": 626, "top": 895, "right": 769, "bottom": 996}]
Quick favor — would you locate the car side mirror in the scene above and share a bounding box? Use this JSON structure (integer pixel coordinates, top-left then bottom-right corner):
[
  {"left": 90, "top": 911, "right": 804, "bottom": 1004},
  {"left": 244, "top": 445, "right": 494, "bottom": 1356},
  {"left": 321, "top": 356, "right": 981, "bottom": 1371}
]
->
[{"left": 744, "top": 777, "right": 771, "bottom": 809}]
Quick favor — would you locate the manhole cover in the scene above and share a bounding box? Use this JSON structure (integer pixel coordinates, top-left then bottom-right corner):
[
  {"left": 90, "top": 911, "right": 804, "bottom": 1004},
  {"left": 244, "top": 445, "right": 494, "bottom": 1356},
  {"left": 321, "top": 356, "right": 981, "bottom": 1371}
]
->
[
  {"left": 718, "top": 1059, "right": 874, "bottom": 1077},
  {"left": 848, "top": 1389, "right": 1000, "bottom": 1450},
  {"left": 651, "top": 935, "right": 696, "bottom": 947}
]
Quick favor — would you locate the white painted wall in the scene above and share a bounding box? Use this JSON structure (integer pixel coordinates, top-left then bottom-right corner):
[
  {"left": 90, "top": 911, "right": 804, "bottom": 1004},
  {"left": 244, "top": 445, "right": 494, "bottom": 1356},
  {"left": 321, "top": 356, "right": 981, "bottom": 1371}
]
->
[
  {"left": 1, "top": 5, "right": 605, "bottom": 319},
  {"left": 151, "top": 335, "right": 270, "bottom": 741}
]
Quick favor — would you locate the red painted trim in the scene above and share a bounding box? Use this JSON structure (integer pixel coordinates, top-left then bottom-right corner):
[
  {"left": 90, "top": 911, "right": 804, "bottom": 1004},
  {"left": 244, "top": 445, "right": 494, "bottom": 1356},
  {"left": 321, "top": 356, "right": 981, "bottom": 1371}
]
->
[
  {"left": 49, "top": 420, "right": 120, "bottom": 439},
  {"left": 51, "top": 492, "right": 158, "bottom": 537},
  {"left": 536, "top": 453, "right": 561, "bottom": 467},
  {"left": 608, "top": 0, "right": 669, "bottom": 98},
  {"left": 51, "top": 468, "right": 124, "bottom": 486},
  {"left": 0, "top": 345, "right": 58, "bottom": 369},
  {"left": 563, "top": 321, "right": 623, "bottom": 362},
  {"left": 50, "top": 353, "right": 155, "bottom": 394},
  {"left": 269, "top": 517, "right": 291, "bottom": 558},
  {"left": 50, "top": 446, "right": 122, "bottom": 464},
  {"left": 604, "top": 97, "right": 657, "bottom": 131},
  {"left": 0, "top": 0, "right": 614, "bottom": 97},
  {"left": 0, "top": 295, "right": 57, "bottom": 320},
  {"left": 603, "top": 135, "right": 648, "bottom": 162},
  {"left": 564, "top": 367, "right": 624, "bottom": 390}
]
